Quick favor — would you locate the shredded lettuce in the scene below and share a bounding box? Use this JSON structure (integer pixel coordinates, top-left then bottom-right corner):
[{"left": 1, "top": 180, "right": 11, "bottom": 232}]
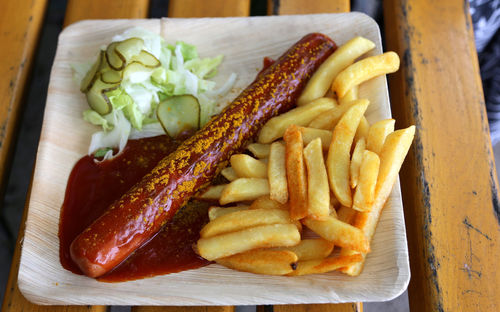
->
[
  {"left": 76, "top": 27, "right": 237, "bottom": 159},
  {"left": 83, "top": 109, "right": 112, "bottom": 131}
]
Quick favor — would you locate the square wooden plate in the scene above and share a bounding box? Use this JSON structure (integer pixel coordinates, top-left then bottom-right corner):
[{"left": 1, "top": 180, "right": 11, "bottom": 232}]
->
[{"left": 18, "top": 13, "right": 410, "bottom": 305}]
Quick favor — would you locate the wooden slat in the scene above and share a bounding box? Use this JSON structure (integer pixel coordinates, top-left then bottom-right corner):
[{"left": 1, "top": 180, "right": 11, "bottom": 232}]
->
[
  {"left": 384, "top": 0, "right": 500, "bottom": 311},
  {"left": 274, "top": 303, "right": 362, "bottom": 312},
  {"left": 2, "top": 1, "right": 151, "bottom": 311},
  {"left": 64, "top": 0, "right": 150, "bottom": 27},
  {"left": 168, "top": 0, "right": 251, "bottom": 17},
  {"left": 268, "top": 1, "right": 358, "bottom": 311},
  {"left": 267, "top": 0, "right": 349, "bottom": 15},
  {"left": 0, "top": 0, "right": 47, "bottom": 197}
]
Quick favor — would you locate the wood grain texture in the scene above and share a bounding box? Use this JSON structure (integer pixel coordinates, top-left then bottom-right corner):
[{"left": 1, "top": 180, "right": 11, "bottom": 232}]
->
[
  {"left": 63, "top": 0, "right": 150, "bottom": 27},
  {"left": 2, "top": 2, "right": 150, "bottom": 311},
  {"left": 267, "top": 0, "right": 349, "bottom": 15},
  {"left": 384, "top": 0, "right": 500, "bottom": 311},
  {"left": 0, "top": 0, "right": 47, "bottom": 198},
  {"left": 273, "top": 303, "right": 362, "bottom": 312},
  {"left": 17, "top": 14, "right": 408, "bottom": 305},
  {"left": 168, "top": 0, "right": 250, "bottom": 17}
]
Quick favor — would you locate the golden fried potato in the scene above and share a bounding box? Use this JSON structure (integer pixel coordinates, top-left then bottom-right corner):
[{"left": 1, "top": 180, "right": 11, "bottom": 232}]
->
[
  {"left": 197, "top": 224, "right": 300, "bottom": 261},
  {"left": 327, "top": 100, "right": 369, "bottom": 207},
  {"left": 219, "top": 178, "right": 269, "bottom": 205},
  {"left": 268, "top": 141, "right": 288, "bottom": 204},
  {"left": 284, "top": 125, "right": 308, "bottom": 220},
  {"left": 217, "top": 249, "right": 298, "bottom": 275},
  {"left": 258, "top": 98, "right": 335, "bottom": 143}
]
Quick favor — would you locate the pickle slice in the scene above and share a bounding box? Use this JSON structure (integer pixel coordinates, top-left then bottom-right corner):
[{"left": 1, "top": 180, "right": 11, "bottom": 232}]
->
[
  {"left": 115, "top": 37, "right": 144, "bottom": 64},
  {"left": 80, "top": 51, "right": 104, "bottom": 92},
  {"left": 131, "top": 50, "right": 161, "bottom": 68},
  {"left": 106, "top": 42, "right": 124, "bottom": 70},
  {"left": 157, "top": 95, "right": 201, "bottom": 138},
  {"left": 122, "top": 61, "right": 154, "bottom": 81},
  {"left": 101, "top": 68, "right": 123, "bottom": 84},
  {"left": 86, "top": 77, "right": 119, "bottom": 115}
]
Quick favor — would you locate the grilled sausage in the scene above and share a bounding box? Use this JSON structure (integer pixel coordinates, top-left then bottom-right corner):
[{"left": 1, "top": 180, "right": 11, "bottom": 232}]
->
[{"left": 70, "top": 33, "right": 337, "bottom": 278}]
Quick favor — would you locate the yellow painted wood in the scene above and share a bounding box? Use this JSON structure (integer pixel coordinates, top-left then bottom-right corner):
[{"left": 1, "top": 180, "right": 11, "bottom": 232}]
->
[
  {"left": 168, "top": 0, "right": 250, "bottom": 17},
  {"left": 268, "top": 2, "right": 358, "bottom": 312},
  {"left": 0, "top": 0, "right": 47, "bottom": 197},
  {"left": 268, "top": 0, "right": 349, "bottom": 15},
  {"left": 2, "top": 1, "right": 150, "bottom": 311},
  {"left": 384, "top": 0, "right": 500, "bottom": 311},
  {"left": 1, "top": 177, "right": 106, "bottom": 312},
  {"left": 64, "top": 0, "right": 150, "bottom": 27}
]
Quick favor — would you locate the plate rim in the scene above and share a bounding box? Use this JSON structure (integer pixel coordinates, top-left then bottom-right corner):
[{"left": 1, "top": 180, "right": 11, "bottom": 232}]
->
[{"left": 18, "top": 13, "right": 410, "bottom": 305}]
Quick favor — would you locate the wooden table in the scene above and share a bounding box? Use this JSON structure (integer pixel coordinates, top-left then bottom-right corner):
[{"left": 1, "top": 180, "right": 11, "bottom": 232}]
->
[{"left": 1, "top": 0, "right": 499, "bottom": 311}]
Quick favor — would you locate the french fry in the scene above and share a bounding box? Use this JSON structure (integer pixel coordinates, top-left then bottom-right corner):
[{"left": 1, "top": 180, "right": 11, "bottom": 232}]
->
[
  {"left": 245, "top": 200, "right": 298, "bottom": 232},
  {"left": 339, "top": 85, "right": 358, "bottom": 105},
  {"left": 329, "top": 204, "right": 338, "bottom": 218},
  {"left": 219, "top": 178, "right": 269, "bottom": 205},
  {"left": 287, "top": 254, "right": 363, "bottom": 276},
  {"left": 297, "top": 36, "right": 375, "bottom": 106},
  {"left": 284, "top": 125, "right": 308, "bottom": 220},
  {"left": 196, "top": 184, "right": 227, "bottom": 200},
  {"left": 283, "top": 238, "right": 334, "bottom": 261},
  {"left": 230, "top": 154, "right": 268, "bottom": 178},
  {"left": 366, "top": 119, "right": 395, "bottom": 154},
  {"left": 308, "top": 99, "right": 362, "bottom": 131},
  {"left": 258, "top": 98, "right": 335, "bottom": 143},
  {"left": 221, "top": 167, "right": 238, "bottom": 181},
  {"left": 327, "top": 100, "right": 369, "bottom": 207},
  {"left": 303, "top": 138, "right": 330, "bottom": 219},
  {"left": 303, "top": 216, "right": 370, "bottom": 253},
  {"left": 330, "top": 195, "right": 341, "bottom": 209},
  {"left": 332, "top": 52, "right": 400, "bottom": 98},
  {"left": 355, "top": 116, "right": 370, "bottom": 142},
  {"left": 217, "top": 249, "right": 298, "bottom": 275},
  {"left": 197, "top": 223, "right": 300, "bottom": 261},
  {"left": 298, "top": 126, "right": 332, "bottom": 150},
  {"left": 353, "top": 151, "right": 380, "bottom": 212},
  {"left": 268, "top": 141, "right": 288, "bottom": 204},
  {"left": 208, "top": 206, "right": 249, "bottom": 221},
  {"left": 201, "top": 208, "right": 292, "bottom": 238},
  {"left": 350, "top": 137, "right": 366, "bottom": 189},
  {"left": 336, "top": 206, "right": 357, "bottom": 224},
  {"left": 247, "top": 143, "right": 271, "bottom": 158},
  {"left": 250, "top": 195, "right": 288, "bottom": 210},
  {"left": 340, "top": 125, "right": 415, "bottom": 276}
]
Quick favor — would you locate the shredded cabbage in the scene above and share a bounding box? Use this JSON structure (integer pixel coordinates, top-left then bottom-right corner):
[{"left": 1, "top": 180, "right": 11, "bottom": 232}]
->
[{"left": 76, "top": 27, "right": 237, "bottom": 159}]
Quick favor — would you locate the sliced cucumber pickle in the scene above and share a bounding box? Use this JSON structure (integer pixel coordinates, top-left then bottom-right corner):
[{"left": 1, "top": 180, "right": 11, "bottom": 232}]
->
[
  {"left": 157, "top": 95, "right": 201, "bottom": 138},
  {"left": 131, "top": 50, "right": 161, "bottom": 68},
  {"left": 115, "top": 37, "right": 144, "bottom": 63},
  {"left": 122, "top": 61, "right": 154, "bottom": 80},
  {"left": 106, "top": 42, "right": 125, "bottom": 70},
  {"left": 86, "top": 77, "right": 119, "bottom": 115},
  {"left": 80, "top": 51, "right": 104, "bottom": 92},
  {"left": 101, "top": 68, "right": 123, "bottom": 84}
]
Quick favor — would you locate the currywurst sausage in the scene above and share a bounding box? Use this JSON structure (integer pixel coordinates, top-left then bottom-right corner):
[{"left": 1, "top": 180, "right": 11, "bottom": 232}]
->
[{"left": 70, "top": 33, "right": 337, "bottom": 278}]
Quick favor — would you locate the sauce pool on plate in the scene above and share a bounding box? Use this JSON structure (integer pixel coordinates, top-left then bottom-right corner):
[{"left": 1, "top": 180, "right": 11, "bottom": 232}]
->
[{"left": 58, "top": 135, "right": 210, "bottom": 282}]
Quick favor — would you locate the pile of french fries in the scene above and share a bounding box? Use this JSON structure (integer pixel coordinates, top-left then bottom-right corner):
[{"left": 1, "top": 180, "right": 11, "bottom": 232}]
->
[{"left": 195, "top": 36, "right": 415, "bottom": 276}]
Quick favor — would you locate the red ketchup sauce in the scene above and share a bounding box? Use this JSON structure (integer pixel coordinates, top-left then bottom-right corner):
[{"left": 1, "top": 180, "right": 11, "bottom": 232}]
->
[{"left": 58, "top": 135, "right": 210, "bottom": 282}]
